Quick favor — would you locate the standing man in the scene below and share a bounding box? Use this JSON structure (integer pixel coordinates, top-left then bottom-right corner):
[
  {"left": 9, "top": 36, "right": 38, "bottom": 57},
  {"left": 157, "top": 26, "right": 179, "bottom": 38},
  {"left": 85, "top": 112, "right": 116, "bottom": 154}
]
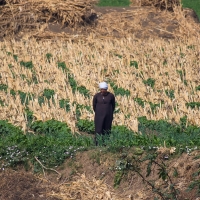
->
[{"left": 93, "top": 82, "right": 115, "bottom": 144}]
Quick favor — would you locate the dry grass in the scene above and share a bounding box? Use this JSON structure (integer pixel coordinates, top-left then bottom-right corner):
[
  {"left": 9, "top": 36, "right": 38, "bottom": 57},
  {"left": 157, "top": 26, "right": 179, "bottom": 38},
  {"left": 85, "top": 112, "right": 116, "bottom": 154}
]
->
[
  {"left": 0, "top": 35, "right": 200, "bottom": 132},
  {"left": 49, "top": 174, "right": 127, "bottom": 200}
]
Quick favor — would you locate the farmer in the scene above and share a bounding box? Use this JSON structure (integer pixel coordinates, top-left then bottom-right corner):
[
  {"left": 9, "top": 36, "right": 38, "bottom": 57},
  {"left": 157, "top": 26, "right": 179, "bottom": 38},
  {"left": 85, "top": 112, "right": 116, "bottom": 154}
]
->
[{"left": 93, "top": 82, "right": 115, "bottom": 144}]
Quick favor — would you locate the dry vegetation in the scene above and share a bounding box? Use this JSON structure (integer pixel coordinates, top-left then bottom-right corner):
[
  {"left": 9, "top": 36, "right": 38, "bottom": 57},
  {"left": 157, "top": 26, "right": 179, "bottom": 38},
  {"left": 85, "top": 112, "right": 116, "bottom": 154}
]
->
[
  {"left": 0, "top": 1, "right": 200, "bottom": 199},
  {"left": 0, "top": 36, "right": 199, "bottom": 133}
]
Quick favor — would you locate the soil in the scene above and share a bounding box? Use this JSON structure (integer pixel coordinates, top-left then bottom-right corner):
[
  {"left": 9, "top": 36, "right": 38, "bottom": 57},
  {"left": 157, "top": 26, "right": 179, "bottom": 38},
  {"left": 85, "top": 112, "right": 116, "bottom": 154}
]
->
[
  {"left": 46, "top": 5, "right": 200, "bottom": 40},
  {"left": 0, "top": 149, "right": 199, "bottom": 200},
  {"left": 1, "top": 4, "right": 199, "bottom": 40}
]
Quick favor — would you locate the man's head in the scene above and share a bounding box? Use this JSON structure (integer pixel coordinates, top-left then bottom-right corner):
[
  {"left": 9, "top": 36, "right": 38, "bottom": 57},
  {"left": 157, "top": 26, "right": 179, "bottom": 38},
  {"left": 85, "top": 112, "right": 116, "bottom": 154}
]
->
[{"left": 99, "top": 82, "right": 108, "bottom": 95}]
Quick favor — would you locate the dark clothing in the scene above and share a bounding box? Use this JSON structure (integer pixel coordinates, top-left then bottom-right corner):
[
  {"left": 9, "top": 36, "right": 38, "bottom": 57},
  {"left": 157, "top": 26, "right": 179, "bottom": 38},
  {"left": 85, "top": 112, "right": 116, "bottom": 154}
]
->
[{"left": 93, "top": 92, "right": 115, "bottom": 135}]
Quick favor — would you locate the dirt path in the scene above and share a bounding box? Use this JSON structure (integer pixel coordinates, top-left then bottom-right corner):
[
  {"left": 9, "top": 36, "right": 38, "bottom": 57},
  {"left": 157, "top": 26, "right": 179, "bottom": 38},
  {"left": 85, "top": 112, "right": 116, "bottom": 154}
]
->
[{"left": 47, "top": 6, "right": 200, "bottom": 40}]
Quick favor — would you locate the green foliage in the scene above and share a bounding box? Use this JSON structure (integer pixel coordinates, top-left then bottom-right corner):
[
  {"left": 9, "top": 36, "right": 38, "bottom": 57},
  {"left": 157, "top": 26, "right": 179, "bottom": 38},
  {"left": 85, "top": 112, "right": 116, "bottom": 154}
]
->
[
  {"left": 110, "top": 82, "right": 130, "bottom": 96},
  {"left": 6, "top": 52, "right": 18, "bottom": 61},
  {"left": 74, "top": 103, "right": 93, "bottom": 119},
  {"left": 134, "top": 153, "right": 179, "bottom": 199},
  {"left": 10, "top": 89, "right": 16, "bottom": 97},
  {"left": 176, "top": 69, "right": 187, "bottom": 85},
  {"left": 12, "top": 55, "right": 18, "bottom": 62},
  {"left": 0, "top": 119, "right": 94, "bottom": 171},
  {"left": 77, "top": 85, "right": 90, "bottom": 98},
  {"left": 24, "top": 108, "right": 34, "bottom": 128},
  {"left": 38, "top": 89, "right": 55, "bottom": 106},
  {"left": 134, "top": 97, "right": 145, "bottom": 107},
  {"left": 186, "top": 102, "right": 200, "bottom": 109},
  {"left": 130, "top": 60, "right": 138, "bottom": 69},
  {"left": 0, "top": 99, "right": 4, "bottom": 106},
  {"left": 77, "top": 119, "right": 94, "bottom": 134},
  {"left": 149, "top": 101, "right": 163, "bottom": 114},
  {"left": 57, "top": 61, "right": 69, "bottom": 72},
  {"left": 114, "top": 171, "right": 124, "bottom": 188},
  {"left": 20, "top": 61, "right": 34, "bottom": 69},
  {"left": 38, "top": 96, "right": 45, "bottom": 106},
  {"left": 30, "top": 119, "right": 71, "bottom": 136},
  {"left": 18, "top": 90, "right": 34, "bottom": 105},
  {"left": 43, "top": 88, "right": 55, "bottom": 100},
  {"left": 46, "top": 53, "right": 53, "bottom": 62},
  {"left": 114, "top": 53, "right": 123, "bottom": 58},
  {"left": 196, "top": 85, "right": 200, "bottom": 91},
  {"left": 182, "top": 0, "right": 200, "bottom": 21},
  {"left": 143, "top": 78, "right": 155, "bottom": 88},
  {"left": 138, "top": 116, "right": 200, "bottom": 147},
  {"left": 97, "top": 0, "right": 130, "bottom": 7},
  {"left": 165, "top": 89, "right": 175, "bottom": 99},
  {"left": 59, "top": 99, "right": 70, "bottom": 112},
  {"left": 134, "top": 97, "right": 163, "bottom": 113},
  {"left": 0, "top": 84, "right": 8, "bottom": 92},
  {"left": 68, "top": 74, "right": 77, "bottom": 93},
  {"left": 163, "top": 59, "right": 167, "bottom": 66}
]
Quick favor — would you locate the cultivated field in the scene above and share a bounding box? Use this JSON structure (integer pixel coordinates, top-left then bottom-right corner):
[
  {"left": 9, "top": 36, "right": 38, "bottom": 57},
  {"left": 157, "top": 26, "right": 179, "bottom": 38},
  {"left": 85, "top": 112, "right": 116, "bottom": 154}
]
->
[
  {"left": 0, "top": 0, "right": 200, "bottom": 199},
  {"left": 0, "top": 37, "right": 200, "bottom": 132}
]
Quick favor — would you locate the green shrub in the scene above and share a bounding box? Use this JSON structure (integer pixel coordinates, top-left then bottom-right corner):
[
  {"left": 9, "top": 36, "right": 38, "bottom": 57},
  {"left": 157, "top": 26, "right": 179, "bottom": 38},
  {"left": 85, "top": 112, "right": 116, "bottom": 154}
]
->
[{"left": 77, "top": 119, "right": 94, "bottom": 134}]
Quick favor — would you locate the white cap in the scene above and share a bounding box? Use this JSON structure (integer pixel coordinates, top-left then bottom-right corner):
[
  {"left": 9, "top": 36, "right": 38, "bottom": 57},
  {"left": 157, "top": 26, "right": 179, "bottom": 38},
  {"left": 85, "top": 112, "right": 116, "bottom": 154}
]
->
[{"left": 99, "top": 82, "right": 108, "bottom": 89}]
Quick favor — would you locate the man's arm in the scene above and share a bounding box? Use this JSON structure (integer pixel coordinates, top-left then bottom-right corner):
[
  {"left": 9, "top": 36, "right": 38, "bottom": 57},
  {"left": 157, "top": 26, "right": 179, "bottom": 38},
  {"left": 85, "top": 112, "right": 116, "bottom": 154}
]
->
[
  {"left": 112, "top": 94, "right": 115, "bottom": 112},
  {"left": 93, "top": 94, "right": 97, "bottom": 112}
]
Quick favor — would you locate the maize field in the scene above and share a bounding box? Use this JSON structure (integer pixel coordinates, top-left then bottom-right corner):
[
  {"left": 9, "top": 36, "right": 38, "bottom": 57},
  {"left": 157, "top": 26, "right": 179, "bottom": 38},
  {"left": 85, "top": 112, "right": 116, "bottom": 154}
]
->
[
  {"left": 0, "top": 36, "right": 200, "bottom": 133},
  {"left": 0, "top": 1, "right": 200, "bottom": 199}
]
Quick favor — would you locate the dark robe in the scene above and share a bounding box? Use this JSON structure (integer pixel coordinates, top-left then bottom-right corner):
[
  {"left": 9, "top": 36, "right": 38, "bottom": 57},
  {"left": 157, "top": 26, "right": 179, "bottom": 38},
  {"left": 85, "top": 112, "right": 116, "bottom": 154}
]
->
[{"left": 93, "top": 92, "right": 115, "bottom": 135}]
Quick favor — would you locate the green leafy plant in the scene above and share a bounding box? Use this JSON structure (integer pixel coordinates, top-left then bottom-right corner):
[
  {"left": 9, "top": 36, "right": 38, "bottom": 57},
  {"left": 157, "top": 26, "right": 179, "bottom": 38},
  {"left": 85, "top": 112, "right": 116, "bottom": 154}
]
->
[
  {"left": 134, "top": 97, "right": 145, "bottom": 107},
  {"left": 46, "top": 53, "right": 53, "bottom": 62},
  {"left": 165, "top": 89, "right": 175, "bottom": 99},
  {"left": 77, "top": 85, "right": 90, "bottom": 98},
  {"left": 130, "top": 60, "right": 138, "bottom": 69},
  {"left": 195, "top": 85, "right": 200, "bottom": 91},
  {"left": 77, "top": 119, "right": 94, "bottom": 134},
  {"left": 110, "top": 82, "right": 130, "bottom": 96},
  {"left": 43, "top": 88, "right": 55, "bottom": 100},
  {"left": 186, "top": 102, "right": 200, "bottom": 109},
  {"left": 0, "top": 84, "right": 8, "bottom": 92},
  {"left": 10, "top": 89, "right": 16, "bottom": 97},
  {"left": 18, "top": 90, "right": 34, "bottom": 105},
  {"left": 57, "top": 61, "right": 69, "bottom": 72},
  {"left": 143, "top": 78, "right": 155, "bottom": 88},
  {"left": 59, "top": 99, "right": 70, "bottom": 112},
  {"left": 20, "top": 61, "right": 34, "bottom": 69}
]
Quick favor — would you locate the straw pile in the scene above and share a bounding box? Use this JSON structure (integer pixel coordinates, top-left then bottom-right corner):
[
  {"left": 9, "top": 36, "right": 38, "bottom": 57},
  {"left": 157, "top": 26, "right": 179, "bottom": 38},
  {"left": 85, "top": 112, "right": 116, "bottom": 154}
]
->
[
  {"left": 0, "top": 0, "right": 97, "bottom": 38},
  {"left": 49, "top": 174, "right": 127, "bottom": 200}
]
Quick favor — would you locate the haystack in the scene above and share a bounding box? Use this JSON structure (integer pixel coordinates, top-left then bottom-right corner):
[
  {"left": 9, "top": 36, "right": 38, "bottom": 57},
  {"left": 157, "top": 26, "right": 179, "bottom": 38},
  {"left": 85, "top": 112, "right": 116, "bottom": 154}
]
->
[{"left": 0, "top": 0, "right": 97, "bottom": 38}]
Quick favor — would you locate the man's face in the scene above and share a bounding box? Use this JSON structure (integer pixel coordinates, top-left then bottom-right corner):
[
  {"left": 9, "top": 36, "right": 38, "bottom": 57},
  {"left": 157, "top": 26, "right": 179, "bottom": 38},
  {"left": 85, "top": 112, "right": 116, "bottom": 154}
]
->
[{"left": 100, "top": 89, "right": 107, "bottom": 95}]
